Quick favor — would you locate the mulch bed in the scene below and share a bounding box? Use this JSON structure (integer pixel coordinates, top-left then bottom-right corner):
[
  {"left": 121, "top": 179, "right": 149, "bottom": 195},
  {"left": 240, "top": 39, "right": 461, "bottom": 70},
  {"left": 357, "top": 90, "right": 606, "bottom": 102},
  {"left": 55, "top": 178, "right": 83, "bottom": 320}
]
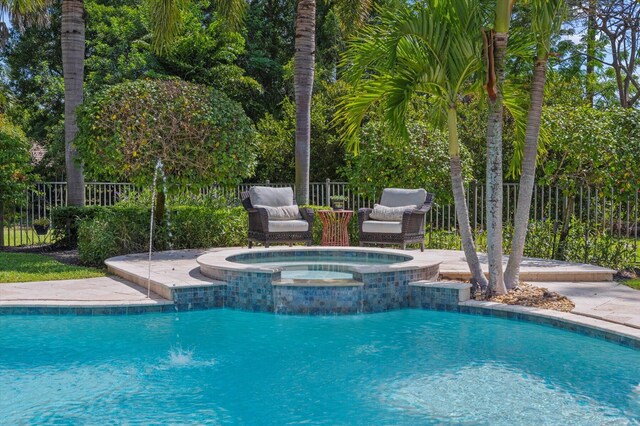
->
[
  {"left": 478, "top": 282, "right": 575, "bottom": 312},
  {"left": 44, "top": 249, "right": 83, "bottom": 266}
]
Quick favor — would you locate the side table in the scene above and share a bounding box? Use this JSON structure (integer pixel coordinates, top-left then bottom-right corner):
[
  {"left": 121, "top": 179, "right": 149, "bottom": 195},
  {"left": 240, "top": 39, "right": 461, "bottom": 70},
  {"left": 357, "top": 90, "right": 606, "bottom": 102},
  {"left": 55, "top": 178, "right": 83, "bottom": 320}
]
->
[{"left": 318, "top": 210, "right": 353, "bottom": 246}]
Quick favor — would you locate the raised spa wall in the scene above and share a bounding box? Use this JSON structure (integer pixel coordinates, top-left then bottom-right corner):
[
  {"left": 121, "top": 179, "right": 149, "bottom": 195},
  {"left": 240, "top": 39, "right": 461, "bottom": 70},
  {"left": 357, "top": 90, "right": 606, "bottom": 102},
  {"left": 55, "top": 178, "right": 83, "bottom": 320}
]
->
[{"left": 196, "top": 248, "right": 444, "bottom": 315}]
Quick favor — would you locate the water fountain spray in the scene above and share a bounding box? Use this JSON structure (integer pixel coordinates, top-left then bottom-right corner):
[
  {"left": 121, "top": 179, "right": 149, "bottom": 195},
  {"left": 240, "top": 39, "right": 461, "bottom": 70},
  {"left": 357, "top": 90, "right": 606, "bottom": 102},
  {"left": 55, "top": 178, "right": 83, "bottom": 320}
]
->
[{"left": 147, "top": 159, "right": 163, "bottom": 298}]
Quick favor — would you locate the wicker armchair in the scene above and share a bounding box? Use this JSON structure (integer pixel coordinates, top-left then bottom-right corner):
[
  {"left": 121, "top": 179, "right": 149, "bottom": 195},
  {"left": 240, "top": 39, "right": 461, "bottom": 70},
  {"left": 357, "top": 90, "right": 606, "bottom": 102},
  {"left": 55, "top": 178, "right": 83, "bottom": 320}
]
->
[
  {"left": 358, "top": 188, "right": 433, "bottom": 251},
  {"left": 241, "top": 187, "right": 314, "bottom": 248}
]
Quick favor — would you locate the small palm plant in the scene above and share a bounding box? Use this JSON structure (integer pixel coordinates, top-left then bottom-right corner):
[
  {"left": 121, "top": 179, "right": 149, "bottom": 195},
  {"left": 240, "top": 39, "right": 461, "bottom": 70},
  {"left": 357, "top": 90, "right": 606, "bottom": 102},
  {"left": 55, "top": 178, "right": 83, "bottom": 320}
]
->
[{"left": 337, "top": 0, "right": 490, "bottom": 289}]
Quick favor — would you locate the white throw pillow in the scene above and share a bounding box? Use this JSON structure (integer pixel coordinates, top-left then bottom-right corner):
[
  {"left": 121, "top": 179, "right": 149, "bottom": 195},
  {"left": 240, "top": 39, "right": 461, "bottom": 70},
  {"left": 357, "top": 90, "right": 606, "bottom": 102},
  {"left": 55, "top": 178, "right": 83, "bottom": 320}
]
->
[
  {"left": 369, "top": 204, "right": 416, "bottom": 221},
  {"left": 254, "top": 204, "right": 302, "bottom": 221}
]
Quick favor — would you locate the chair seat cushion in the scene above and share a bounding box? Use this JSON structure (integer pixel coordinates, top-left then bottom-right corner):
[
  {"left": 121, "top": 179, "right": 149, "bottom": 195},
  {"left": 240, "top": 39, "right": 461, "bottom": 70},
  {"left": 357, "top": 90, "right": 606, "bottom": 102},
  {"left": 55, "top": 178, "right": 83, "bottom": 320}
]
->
[
  {"left": 380, "top": 188, "right": 426, "bottom": 208},
  {"left": 249, "top": 186, "right": 295, "bottom": 207},
  {"left": 369, "top": 204, "right": 416, "bottom": 221},
  {"left": 362, "top": 220, "right": 402, "bottom": 234},
  {"left": 268, "top": 220, "right": 309, "bottom": 233},
  {"left": 254, "top": 204, "right": 301, "bottom": 220}
]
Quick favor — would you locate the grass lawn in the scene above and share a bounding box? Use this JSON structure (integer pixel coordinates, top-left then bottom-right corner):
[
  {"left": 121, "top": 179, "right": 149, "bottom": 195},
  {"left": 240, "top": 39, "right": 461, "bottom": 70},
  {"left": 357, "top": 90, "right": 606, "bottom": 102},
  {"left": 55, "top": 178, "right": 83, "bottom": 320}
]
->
[
  {"left": 622, "top": 278, "right": 640, "bottom": 290},
  {"left": 0, "top": 252, "right": 104, "bottom": 283},
  {"left": 2, "top": 227, "right": 55, "bottom": 246}
]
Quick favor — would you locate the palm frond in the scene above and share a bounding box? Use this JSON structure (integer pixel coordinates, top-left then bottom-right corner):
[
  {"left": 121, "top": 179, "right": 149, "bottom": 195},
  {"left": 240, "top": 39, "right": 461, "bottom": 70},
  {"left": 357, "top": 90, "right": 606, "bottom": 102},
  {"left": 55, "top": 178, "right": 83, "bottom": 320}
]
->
[
  {"left": 333, "top": 0, "right": 373, "bottom": 35},
  {"left": 505, "top": 81, "right": 550, "bottom": 177},
  {"left": 214, "top": 0, "right": 248, "bottom": 32},
  {"left": 336, "top": 0, "right": 486, "bottom": 152},
  {"left": 532, "top": 0, "right": 566, "bottom": 57},
  {"left": 147, "top": 0, "right": 186, "bottom": 54}
]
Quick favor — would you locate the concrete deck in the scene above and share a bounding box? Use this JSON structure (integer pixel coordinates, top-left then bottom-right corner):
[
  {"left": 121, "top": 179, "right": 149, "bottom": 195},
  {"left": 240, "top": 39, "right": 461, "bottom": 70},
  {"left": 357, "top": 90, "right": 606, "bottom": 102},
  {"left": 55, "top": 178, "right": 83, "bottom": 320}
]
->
[
  {"left": 0, "top": 248, "right": 638, "bottom": 344},
  {"left": 0, "top": 276, "right": 171, "bottom": 307},
  {"left": 541, "top": 281, "right": 640, "bottom": 329}
]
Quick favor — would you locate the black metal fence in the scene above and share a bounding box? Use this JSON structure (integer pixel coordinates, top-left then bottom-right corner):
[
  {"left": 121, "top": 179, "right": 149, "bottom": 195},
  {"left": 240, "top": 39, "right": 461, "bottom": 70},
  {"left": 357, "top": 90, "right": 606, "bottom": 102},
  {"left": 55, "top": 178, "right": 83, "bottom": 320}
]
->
[
  {"left": 1, "top": 180, "right": 638, "bottom": 263},
  {"left": 0, "top": 182, "right": 135, "bottom": 247}
]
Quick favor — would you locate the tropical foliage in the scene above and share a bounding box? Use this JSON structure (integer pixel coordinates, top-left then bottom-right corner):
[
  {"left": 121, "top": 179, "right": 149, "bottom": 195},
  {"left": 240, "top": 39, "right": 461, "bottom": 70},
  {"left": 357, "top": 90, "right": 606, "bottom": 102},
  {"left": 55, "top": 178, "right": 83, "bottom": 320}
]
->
[
  {"left": 0, "top": 114, "right": 31, "bottom": 203},
  {"left": 0, "top": 0, "right": 638, "bottom": 276},
  {"left": 342, "top": 121, "right": 472, "bottom": 203}
]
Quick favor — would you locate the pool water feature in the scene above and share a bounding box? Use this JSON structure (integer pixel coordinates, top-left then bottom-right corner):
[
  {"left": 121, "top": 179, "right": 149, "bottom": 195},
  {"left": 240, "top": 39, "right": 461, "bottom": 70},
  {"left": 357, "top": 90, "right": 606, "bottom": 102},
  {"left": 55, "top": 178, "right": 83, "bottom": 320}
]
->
[
  {"left": 1, "top": 309, "right": 638, "bottom": 424},
  {"left": 196, "top": 247, "right": 441, "bottom": 314},
  {"left": 279, "top": 265, "right": 355, "bottom": 281}
]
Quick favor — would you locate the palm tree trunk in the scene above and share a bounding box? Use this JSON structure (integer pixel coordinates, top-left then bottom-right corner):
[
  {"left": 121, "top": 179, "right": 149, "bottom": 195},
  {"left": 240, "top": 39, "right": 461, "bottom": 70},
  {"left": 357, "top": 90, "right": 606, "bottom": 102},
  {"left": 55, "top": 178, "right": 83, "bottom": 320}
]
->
[
  {"left": 586, "top": 0, "right": 596, "bottom": 107},
  {"left": 504, "top": 58, "right": 548, "bottom": 289},
  {"left": 294, "top": 0, "right": 315, "bottom": 205},
  {"left": 62, "top": 0, "right": 85, "bottom": 206},
  {"left": 448, "top": 107, "right": 488, "bottom": 290},
  {"left": 485, "top": 30, "right": 509, "bottom": 296}
]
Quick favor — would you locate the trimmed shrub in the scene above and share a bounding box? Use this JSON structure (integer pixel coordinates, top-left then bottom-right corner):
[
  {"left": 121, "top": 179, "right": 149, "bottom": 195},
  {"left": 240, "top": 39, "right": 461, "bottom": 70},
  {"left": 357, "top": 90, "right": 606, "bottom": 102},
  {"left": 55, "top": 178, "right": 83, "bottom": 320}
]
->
[
  {"left": 76, "top": 79, "right": 257, "bottom": 189},
  {"left": 426, "top": 220, "right": 635, "bottom": 271},
  {"left": 51, "top": 206, "right": 108, "bottom": 248},
  {"left": 78, "top": 206, "right": 248, "bottom": 265}
]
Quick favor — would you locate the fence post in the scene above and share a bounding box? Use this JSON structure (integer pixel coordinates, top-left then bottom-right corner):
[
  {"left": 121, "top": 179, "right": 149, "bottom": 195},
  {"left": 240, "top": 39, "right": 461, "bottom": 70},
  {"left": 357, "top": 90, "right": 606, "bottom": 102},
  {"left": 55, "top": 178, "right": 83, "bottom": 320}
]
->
[{"left": 325, "top": 179, "right": 331, "bottom": 207}]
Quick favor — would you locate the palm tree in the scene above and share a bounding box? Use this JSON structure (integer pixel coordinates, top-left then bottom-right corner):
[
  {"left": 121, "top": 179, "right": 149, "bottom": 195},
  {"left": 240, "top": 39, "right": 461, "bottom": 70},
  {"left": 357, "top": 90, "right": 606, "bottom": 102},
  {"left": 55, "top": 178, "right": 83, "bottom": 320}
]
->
[
  {"left": 61, "top": 0, "right": 85, "bottom": 206},
  {"left": 483, "top": 0, "right": 513, "bottom": 296},
  {"left": 337, "top": 0, "right": 490, "bottom": 289},
  {"left": 503, "top": 0, "right": 566, "bottom": 289},
  {"left": 293, "top": 0, "right": 374, "bottom": 204},
  {"left": 294, "top": 0, "right": 315, "bottom": 204},
  {"left": 0, "top": 0, "right": 49, "bottom": 43}
]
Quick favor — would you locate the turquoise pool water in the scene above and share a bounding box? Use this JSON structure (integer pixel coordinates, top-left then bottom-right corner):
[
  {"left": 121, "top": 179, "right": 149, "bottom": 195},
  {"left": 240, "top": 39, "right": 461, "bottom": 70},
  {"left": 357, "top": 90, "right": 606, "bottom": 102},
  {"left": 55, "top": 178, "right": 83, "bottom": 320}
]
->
[
  {"left": 1, "top": 310, "right": 638, "bottom": 424},
  {"left": 280, "top": 268, "right": 354, "bottom": 280}
]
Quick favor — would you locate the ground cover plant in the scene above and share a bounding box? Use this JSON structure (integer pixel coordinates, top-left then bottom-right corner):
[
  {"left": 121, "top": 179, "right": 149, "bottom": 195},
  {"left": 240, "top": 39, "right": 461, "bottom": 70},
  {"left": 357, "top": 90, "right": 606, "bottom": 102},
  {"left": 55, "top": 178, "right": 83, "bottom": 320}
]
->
[{"left": 0, "top": 252, "right": 104, "bottom": 283}]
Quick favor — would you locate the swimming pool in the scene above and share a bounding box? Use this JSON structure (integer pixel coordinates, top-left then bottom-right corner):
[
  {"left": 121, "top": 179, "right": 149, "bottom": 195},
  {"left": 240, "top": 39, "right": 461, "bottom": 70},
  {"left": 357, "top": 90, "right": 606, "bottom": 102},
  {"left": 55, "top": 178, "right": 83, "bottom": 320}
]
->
[{"left": 1, "top": 309, "right": 638, "bottom": 424}]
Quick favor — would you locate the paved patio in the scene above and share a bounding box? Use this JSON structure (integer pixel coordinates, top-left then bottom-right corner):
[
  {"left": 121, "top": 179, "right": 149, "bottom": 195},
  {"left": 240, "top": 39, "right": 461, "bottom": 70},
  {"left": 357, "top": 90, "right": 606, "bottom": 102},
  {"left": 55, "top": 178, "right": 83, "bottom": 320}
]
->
[{"left": 0, "top": 276, "right": 170, "bottom": 307}]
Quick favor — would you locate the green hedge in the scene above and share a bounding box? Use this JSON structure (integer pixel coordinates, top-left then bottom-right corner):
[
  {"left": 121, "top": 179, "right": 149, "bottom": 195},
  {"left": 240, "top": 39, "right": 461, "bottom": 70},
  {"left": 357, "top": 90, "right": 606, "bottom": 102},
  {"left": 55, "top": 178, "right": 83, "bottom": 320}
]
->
[
  {"left": 78, "top": 206, "right": 247, "bottom": 265},
  {"left": 426, "top": 220, "right": 635, "bottom": 271},
  {"left": 51, "top": 206, "right": 108, "bottom": 248}
]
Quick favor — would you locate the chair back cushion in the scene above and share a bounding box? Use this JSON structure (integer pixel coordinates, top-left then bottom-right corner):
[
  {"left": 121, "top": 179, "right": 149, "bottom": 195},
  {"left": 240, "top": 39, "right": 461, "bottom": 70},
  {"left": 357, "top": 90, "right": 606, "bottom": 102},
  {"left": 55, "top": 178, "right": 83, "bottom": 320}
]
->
[
  {"left": 249, "top": 186, "right": 295, "bottom": 207},
  {"left": 380, "top": 188, "right": 426, "bottom": 208},
  {"left": 254, "top": 204, "right": 301, "bottom": 220},
  {"left": 369, "top": 204, "right": 415, "bottom": 221}
]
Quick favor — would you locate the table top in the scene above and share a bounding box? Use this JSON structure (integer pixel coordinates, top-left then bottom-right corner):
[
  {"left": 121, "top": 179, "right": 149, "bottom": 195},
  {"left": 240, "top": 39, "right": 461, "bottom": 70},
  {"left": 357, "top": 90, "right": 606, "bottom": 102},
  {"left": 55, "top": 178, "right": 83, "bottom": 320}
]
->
[{"left": 318, "top": 209, "right": 353, "bottom": 214}]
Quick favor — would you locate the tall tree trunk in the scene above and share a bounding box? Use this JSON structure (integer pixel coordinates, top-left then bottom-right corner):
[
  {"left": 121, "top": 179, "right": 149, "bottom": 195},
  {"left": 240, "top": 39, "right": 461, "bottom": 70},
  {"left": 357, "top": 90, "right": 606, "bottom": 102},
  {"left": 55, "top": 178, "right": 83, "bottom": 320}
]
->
[
  {"left": 585, "top": 0, "right": 596, "bottom": 106},
  {"left": 485, "top": 30, "right": 509, "bottom": 296},
  {"left": 294, "top": 0, "right": 315, "bottom": 205},
  {"left": 62, "top": 0, "right": 85, "bottom": 206},
  {"left": 504, "top": 57, "right": 548, "bottom": 289},
  {"left": 448, "top": 107, "right": 488, "bottom": 290}
]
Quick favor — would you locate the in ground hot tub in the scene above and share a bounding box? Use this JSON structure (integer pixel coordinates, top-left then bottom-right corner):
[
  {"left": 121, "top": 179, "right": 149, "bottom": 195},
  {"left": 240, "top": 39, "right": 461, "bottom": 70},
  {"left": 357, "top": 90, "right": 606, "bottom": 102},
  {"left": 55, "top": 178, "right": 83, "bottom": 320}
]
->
[{"left": 197, "top": 247, "right": 440, "bottom": 314}]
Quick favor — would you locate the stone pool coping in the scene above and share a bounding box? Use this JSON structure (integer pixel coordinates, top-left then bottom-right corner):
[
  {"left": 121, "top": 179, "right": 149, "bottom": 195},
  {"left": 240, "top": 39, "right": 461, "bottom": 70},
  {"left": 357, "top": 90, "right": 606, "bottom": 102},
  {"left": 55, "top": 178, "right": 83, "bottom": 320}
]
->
[{"left": 196, "top": 246, "right": 439, "bottom": 275}]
